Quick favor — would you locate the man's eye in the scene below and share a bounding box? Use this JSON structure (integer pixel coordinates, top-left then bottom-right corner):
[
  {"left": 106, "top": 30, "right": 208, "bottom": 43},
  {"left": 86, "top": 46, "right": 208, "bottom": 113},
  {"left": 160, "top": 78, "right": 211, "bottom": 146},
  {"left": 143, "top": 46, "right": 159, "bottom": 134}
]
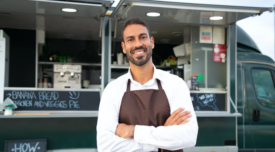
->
[
  {"left": 142, "top": 36, "right": 146, "bottom": 39},
  {"left": 127, "top": 39, "right": 133, "bottom": 42}
]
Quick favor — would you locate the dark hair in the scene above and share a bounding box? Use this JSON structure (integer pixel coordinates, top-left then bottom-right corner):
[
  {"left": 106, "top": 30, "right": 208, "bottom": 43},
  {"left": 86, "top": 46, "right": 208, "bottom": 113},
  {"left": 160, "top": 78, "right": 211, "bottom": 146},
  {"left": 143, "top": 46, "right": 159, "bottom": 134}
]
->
[{"left": 121, "top": 17, "right": 150, "bottom": 42}]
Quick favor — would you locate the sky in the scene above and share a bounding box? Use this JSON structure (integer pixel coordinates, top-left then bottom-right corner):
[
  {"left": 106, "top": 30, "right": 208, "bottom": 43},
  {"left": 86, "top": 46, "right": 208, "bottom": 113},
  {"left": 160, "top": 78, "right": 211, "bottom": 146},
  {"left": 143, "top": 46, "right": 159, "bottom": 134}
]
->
[
  {"left": 237, "top": 10, "right": 275, "bottom": 60},
  {"left": 237, "top": 2, "right": 275, "bottom": 61}
]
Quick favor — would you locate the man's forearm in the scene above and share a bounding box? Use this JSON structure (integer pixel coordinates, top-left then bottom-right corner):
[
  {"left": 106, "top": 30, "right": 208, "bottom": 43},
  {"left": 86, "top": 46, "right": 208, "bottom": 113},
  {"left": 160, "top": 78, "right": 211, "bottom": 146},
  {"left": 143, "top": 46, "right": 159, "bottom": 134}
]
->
[
  {"left": 134, "top": 123, "right": 198, "bottom": 150},
  {"left": 97, "top": 130, "right": 158, "bottom": 152}
]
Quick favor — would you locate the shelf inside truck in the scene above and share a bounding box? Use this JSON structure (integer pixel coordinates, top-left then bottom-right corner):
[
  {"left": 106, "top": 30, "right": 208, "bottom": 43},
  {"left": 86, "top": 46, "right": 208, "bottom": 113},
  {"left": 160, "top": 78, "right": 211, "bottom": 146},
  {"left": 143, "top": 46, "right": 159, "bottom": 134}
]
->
[
  {"left": 111, "top": 64, "right": 178, "bottom": 69},
  {"left": 39, "top": 62, "right": 101, "bottom": 67},
  {"left": 0, "top": 111, "right": 98, "bottom": 118}
]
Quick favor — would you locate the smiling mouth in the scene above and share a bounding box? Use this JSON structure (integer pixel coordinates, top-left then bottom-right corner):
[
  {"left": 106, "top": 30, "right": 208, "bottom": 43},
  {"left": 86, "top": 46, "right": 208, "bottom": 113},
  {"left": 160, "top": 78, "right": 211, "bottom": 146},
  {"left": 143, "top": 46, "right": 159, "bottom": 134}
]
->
[
  {"left": 134, "top": 50, "right": 144, "bottom": 55},
  {"left": 132, "top": 49, "right": 145, "bottom": 58}
]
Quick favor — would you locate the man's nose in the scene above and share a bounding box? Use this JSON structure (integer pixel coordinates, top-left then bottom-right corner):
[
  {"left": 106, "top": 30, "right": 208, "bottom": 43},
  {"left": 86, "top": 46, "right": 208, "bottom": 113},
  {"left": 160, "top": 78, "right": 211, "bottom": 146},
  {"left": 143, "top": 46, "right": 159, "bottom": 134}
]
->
[{"left": 134, "top": 39, "right": 142, "bottom": 48}]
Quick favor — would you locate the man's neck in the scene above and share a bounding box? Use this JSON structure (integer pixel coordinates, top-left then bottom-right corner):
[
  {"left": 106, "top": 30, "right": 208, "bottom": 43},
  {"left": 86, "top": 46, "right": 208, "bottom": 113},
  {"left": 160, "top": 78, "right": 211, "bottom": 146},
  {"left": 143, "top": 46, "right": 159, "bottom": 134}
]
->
[{"left": 130, "top": 59, "right": 154, "bottom": 85}]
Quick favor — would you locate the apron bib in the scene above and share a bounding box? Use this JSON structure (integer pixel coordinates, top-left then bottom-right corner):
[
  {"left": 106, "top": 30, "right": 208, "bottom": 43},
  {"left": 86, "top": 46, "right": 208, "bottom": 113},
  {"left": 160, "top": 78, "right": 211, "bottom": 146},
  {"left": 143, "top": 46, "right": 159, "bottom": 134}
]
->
[{"left": 119, "top": 79, "right": 183, "bottom": 152}]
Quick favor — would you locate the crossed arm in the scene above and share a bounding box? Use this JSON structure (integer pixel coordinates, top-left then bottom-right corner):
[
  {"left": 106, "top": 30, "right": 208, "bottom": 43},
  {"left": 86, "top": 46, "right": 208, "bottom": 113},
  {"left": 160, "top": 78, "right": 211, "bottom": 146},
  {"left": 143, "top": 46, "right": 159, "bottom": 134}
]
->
[
  {"left": 115, "top": 108, "right": 192, "bottom": 138},
  {"left": 97, "top": 80, "right": 198, "bottom": 152}
]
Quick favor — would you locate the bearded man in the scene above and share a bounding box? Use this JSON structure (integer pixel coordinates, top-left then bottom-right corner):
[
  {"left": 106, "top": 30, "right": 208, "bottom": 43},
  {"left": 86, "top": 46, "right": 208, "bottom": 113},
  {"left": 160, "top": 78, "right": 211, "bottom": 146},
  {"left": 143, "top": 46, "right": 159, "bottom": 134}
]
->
[{"left": 97, "top": 17, "right": 198, "bottom": 152}]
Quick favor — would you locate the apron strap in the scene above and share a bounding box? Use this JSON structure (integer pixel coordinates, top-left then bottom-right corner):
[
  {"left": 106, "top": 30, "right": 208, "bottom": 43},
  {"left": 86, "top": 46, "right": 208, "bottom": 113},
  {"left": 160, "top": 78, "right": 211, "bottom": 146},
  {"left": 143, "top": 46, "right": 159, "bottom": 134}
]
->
[
  {"left": 156, "top": 79, "right": 163, "bottom": 90},
  {"left": 127, "top": 79, "right": 131, "bottom": 92}
]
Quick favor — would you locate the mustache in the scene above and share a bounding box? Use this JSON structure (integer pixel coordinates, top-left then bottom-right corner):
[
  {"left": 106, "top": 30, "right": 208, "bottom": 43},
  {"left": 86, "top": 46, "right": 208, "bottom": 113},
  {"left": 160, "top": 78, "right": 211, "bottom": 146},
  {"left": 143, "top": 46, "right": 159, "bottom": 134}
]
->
[{"left": 130, "top": 46, "right": 147, "bottom": 54}]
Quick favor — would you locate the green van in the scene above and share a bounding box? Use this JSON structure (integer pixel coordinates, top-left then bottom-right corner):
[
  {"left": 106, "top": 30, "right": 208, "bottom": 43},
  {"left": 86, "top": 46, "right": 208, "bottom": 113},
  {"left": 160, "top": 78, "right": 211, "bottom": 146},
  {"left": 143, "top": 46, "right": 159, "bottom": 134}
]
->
[{"left": 237, "top": 26, "right": 275, "bottom": 151}]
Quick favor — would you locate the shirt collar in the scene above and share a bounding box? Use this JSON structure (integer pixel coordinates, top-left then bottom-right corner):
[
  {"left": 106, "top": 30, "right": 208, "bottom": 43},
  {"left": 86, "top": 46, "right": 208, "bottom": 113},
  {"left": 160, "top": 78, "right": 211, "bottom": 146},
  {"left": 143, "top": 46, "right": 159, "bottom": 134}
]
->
[{"left": 126, "top": 64, "right": 162, "bottom": 85}]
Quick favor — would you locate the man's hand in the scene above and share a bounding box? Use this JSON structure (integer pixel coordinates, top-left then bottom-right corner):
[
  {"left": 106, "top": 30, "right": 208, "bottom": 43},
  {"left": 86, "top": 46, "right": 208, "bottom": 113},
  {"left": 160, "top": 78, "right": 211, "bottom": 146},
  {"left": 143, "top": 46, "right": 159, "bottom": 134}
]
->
[
  {"left": 115, "top": 123, "right": 135, "bottom": 139},
  {"left": 164, "top": 108, "right": 191, "bottom": 126}
]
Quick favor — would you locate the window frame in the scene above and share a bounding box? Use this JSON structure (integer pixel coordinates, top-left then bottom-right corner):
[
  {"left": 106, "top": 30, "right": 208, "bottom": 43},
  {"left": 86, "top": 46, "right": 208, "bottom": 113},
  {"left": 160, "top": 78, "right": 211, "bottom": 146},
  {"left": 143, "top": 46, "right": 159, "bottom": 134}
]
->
[
  {"left": 250, "top": 67, "right": 275, "bottom": 109},
  {"left": 237, "top": 64, "right": 244, "bottom": 105}
]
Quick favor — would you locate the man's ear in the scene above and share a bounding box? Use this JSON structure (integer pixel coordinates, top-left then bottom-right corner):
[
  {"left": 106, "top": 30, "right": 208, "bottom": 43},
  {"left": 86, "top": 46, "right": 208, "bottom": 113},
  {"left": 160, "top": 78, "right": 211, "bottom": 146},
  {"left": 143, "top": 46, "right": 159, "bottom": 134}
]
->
[
  {"left": 151, "top": 37, "right": 155, "bottom": 49},
  {"left": 121, "top": 41, "right": 126, "bottom": 54}
]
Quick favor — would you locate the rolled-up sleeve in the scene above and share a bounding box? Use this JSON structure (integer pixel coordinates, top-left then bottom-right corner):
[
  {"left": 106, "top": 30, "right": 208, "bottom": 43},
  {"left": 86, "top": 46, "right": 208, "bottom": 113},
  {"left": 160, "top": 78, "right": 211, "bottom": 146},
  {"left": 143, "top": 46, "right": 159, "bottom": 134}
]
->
[
  {"left": 134, "top": 79, "right": 198, "bottom": 150},
  {"left": 97, "top": 82, "right": 158, "bottom": 152}
]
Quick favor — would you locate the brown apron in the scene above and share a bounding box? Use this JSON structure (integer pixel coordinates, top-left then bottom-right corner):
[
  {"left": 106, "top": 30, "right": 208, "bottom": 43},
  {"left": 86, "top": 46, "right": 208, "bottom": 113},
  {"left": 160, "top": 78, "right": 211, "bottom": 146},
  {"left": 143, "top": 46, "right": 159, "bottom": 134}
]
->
[{"left": 119, "top": 79, "right": 183, "bottom": 152}]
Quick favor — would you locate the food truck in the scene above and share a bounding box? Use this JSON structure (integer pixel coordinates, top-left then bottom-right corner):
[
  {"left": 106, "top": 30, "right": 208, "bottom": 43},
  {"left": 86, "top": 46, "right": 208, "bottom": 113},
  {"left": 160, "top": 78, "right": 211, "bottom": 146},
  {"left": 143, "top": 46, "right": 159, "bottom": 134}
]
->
[{"left": 0, "top": 0, "right": 274, "bottom": 151}]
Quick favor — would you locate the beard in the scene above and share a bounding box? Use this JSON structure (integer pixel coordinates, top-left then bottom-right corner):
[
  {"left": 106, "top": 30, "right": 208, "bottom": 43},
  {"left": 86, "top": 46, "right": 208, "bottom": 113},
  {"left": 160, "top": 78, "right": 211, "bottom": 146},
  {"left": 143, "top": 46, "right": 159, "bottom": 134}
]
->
[{"left": 125, "top": 45, "right": 152, "bottom": 66}]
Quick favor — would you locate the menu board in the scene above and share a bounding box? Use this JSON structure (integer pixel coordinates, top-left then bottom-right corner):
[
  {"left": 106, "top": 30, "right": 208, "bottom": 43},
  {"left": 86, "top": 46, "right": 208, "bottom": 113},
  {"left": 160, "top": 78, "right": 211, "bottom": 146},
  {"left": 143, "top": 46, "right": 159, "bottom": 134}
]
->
[
  {"left": 191, "top": 75, "right": 199, "bottom": 90},
  {"left": 213, "top": 27, "right": 225, "bottom": 44},
  {"left": 3, "top": 90, "right": 100, "bottom": 111},
  {"left": 5, "top": 139, "right": 47, "bottom": 152},
  {"left": 200, "top": 12, "right": 212, "bottom": 24},
  {"left": 191, "top": 93, "right": 226, "bottom": 111},
  {"left": 199, "top": 26, "right": 212, "bottom": 43}
]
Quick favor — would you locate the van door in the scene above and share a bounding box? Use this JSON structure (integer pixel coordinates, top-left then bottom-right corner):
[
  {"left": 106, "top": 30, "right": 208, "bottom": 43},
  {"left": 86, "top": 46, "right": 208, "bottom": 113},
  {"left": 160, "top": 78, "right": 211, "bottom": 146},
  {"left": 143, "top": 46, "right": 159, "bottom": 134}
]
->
[{"left": 243, "top": 63, "right": 275, "bottom": 149}]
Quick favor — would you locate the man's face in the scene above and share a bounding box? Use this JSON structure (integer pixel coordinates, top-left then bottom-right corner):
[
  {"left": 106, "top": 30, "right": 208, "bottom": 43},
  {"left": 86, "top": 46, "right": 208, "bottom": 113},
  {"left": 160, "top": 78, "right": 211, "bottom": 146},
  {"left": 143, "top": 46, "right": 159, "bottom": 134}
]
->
[{"left": 121, "top": 24, "right": 154, "bottom": 66}]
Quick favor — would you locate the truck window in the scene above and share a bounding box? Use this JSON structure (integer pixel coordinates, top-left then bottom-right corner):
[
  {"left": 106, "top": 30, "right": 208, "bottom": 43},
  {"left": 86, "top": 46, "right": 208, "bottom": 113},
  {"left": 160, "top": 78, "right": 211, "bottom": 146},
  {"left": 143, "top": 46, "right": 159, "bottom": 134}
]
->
[{"left": 251, "top": 69, "right": 275, "bottom": 108}]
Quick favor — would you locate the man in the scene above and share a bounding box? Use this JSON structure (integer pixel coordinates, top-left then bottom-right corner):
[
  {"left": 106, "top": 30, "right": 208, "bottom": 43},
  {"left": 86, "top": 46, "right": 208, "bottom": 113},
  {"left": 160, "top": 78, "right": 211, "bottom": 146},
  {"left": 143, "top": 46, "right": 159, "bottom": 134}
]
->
[{"left": 97, "top": 17, "right": 198, "bottom": 152}]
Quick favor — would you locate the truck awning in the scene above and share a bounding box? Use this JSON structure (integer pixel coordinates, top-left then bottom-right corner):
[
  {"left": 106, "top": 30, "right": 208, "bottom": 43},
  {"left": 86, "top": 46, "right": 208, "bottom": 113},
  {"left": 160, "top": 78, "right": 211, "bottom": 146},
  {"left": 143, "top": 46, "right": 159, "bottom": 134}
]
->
[{"left": 111, "top": 0, "right": 273, "bottom": 25}]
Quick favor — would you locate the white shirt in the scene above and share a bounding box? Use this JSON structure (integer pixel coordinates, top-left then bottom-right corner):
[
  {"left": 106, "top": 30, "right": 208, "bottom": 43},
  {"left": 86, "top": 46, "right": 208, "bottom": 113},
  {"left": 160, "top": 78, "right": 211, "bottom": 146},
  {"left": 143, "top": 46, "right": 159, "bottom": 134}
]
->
[{"left": 97, "top": 65, "right": 198, "bottom": 152}]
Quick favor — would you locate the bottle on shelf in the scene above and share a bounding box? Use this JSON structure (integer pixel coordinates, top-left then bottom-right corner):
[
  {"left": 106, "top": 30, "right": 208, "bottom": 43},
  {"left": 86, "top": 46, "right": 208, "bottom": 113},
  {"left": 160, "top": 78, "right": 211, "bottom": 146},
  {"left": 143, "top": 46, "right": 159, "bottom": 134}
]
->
[
  {"left": 43, "top": 78, "right": 48, "bottom": 88},
  {"left": 38, "top": 78, "right": 43, "bottom": 88}
]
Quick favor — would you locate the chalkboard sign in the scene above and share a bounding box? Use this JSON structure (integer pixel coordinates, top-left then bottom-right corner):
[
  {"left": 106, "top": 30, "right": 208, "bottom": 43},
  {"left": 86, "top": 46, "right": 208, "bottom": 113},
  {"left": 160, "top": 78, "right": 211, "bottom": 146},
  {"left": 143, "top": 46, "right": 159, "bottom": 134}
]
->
[
  {"left": 191, "top": 93, "right": 226, "bottom": 111},
  {"left": 3, "top": 90, "right": 100, "bottom": 111},
  {"left": 191, "top": 76, "right": 199, "bottom": 90},
  {"left": 5, "top": 139, "right": 47, "bottom": 152}
]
